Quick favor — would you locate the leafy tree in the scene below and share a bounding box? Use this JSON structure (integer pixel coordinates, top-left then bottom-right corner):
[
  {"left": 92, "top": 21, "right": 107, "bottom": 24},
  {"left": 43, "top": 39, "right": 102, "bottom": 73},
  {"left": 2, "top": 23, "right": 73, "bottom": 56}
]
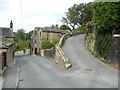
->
[
  {"left": 14, "top": 29, "right": 31, "bottom": 51},
  {"left": 60, "top": 24, "right": 70, "bottom": 30},
  {"left": 92, "top": 2, "right": 120, "bottom": 34},
  {"left": 62, "top": 4, "right": 83, "bottom": 29},
  {"left": 92, "top": 2, "right": 120, "bottom": 58},
  {"left": 82, "top": 3, "right": 93, "bottom": 24},
  {"left": 26, "top": 31, "right": 33, "bottom": 41},
  {"left": 62, "top": 3, "right": 93, "bottom": 30},
  {"left": 15, "top": 29, "right": 26, "bottom": 42}
]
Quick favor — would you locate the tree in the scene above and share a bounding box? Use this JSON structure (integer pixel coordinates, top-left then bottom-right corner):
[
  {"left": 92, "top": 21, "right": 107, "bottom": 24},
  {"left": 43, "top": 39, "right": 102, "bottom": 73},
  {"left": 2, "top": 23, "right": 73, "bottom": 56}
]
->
[
  {"left": 62, "top": 4, "right": 82, "bottom": 30},
  {"left": 92, "top": 2, "right": 120, "bottom": 34},
  {"left": 82, "top": 3, "right": 93, "bottom": 24},
  {"left": 62, "top": 3, "right": 93, "bottom": 30},
  {"left": 26, "top": 31, "right": 33, "bottom": 41},
  {"left": 14, "top": 29, "right": 31, "bottom": 51},
  {"left": 60, "top": 24, "right": 70, "bottom": 30},
  {"left": 92, "top": 2, "right": 120, "bottom": 58},
  {"left": 15, "top": 29, "right": 26, "bottom": 42}
]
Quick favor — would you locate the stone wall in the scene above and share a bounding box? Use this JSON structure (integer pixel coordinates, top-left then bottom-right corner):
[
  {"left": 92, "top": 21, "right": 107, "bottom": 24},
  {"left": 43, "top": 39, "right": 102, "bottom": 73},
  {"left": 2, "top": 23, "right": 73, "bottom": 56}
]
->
[
  {"left": 0, "top": 51, "right": 2, "bottom": 72},
  {"left": 54, "top": 34, "right": 72, "bottom": 69},
  {"left": 42, "top": 32, "right": 61, "bottom": 43},
  {"left": 7, "top": 45, "right": 14, "bottom": 66},
  {"left": 41, "top": 48, "right": 55, "bottom": 58}
]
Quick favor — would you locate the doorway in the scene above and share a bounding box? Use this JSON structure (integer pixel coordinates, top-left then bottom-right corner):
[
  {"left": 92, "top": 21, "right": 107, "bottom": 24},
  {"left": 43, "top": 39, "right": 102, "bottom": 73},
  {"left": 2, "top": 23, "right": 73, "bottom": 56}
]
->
[
  {"left": 2, "top": 52, "right": 7, "bottom": 70},
  {"left": 35, "top": 48, "right": 37, "bottom": 55}
]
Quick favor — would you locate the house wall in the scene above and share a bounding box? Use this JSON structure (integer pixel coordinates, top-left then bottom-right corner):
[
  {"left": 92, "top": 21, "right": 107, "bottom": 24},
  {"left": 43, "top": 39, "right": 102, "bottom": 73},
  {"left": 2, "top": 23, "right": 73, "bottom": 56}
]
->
[
  {"left": 31, "top": 28, "right": 66, "bottom": 55},
  {"left": 0, "top": 27, "right": 14, "bottom": 74},
  {"left": 7, "top": 45, "right": 14, "bottom": 66},
  {"left": 42, "top": 32, "right": 61, "bottom": 43},
  {"left": 31, "top": 29, "right": 41, "bottom": 55},
  {"left": 0, "top": 50, "right": 2, "bottom": 71}
]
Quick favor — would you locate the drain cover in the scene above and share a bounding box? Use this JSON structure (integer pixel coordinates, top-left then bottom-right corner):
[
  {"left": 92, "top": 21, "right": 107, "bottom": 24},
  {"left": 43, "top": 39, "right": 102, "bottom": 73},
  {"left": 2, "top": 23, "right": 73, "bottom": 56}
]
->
[
  {"left": 19, "top": 79, "right": 24, "bottom": 83},
  {"left": 85, "top": 68, "right": 93, "bottom": 71}
]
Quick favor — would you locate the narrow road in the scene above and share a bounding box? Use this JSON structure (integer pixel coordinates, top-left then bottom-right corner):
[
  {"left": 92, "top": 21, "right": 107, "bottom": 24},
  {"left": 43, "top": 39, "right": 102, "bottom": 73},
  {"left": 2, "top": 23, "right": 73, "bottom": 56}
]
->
[
  {"left": 2, "top": 35, "right": 118, "bottom": 88},
  {"left": 62, "top": 34, "right": 118, "bottom": 88}
]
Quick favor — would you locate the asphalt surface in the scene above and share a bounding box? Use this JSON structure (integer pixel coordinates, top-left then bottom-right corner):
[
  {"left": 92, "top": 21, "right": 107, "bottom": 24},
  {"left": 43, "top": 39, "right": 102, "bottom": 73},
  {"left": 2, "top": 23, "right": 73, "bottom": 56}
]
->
[{"left": 2, "top": 34, "right": 118, "bottom": 88}]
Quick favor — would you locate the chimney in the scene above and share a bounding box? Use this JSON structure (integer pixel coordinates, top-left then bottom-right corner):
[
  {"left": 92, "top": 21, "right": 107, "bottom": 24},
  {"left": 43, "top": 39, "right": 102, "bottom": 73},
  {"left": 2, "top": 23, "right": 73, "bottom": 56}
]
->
[
  {"left": 10, "top": 20, "right": 13, "bottom": 36},
  {"left": 10, "top": 20, "right": 13, "bottom": 29}
]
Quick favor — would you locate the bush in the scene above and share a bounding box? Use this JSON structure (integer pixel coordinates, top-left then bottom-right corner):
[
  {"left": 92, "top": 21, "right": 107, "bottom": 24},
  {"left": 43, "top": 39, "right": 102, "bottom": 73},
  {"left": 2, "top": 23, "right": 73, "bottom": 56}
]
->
[
  {"left": 41, "top": 39, "right": 54, "bottom": 49},
  {"left": 53, "top": 38, "right": 60, "bottom": 46},
  {"left": 75, "top": 25, "right": 87, "bottom": 34},
  {"left": 95, "top": 33, "right": 112, "bottom": 59}
]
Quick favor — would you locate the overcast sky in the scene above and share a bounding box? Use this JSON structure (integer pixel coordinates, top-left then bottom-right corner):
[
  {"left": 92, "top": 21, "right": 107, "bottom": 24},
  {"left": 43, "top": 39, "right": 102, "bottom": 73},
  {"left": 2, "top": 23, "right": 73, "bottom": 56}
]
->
[{"left": 0, "top": 0, "right": 93, "bottom": 32}]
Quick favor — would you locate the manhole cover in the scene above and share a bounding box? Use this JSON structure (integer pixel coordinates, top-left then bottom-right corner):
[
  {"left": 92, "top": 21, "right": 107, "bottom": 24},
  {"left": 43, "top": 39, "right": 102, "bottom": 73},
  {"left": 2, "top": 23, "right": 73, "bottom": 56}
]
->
[
  {"left": 19, "top": 79, "right": 24, "bottom": 83},
  {"left": 85, "top": 68, "right": 93, "bottom": 71}
]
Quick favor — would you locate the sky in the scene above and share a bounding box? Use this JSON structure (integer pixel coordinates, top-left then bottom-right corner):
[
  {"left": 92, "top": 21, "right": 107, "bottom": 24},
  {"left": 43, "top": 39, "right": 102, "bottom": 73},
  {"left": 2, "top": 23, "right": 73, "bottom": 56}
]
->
[{"left": 0, "top": 0, "right": 93, "bottom": 32}]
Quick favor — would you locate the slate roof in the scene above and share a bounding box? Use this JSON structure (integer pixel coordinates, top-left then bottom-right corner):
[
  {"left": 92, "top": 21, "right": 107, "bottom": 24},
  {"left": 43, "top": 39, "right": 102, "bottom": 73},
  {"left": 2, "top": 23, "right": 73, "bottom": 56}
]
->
[
  {"left": 0, "top": 27, "right": 14, "bottom": 49},
  {"left": 0, "top": 27, "right": 12, "bottom": 37},
  {"left": 34, "top": 27, "right": 70, "bottom": 34}
]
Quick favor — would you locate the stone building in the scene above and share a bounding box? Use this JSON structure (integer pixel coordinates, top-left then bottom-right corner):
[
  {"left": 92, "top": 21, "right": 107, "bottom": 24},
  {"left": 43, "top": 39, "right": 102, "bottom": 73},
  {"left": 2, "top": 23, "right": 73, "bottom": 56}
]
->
[
  {"left": 31, "top": 27, "right": 70, "bottom": 55},
  {"left": 0, "top": 22, "right": 14, "bottom": 73}
]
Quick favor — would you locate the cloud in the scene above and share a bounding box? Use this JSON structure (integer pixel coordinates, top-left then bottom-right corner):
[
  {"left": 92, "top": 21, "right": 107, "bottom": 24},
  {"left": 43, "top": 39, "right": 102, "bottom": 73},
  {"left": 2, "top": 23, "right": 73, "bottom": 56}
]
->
[
  {"left": 0, "top": 0, "right": 8, "bottom": 10},
  {"left": 0, "top": 0, "right": 93, "bottom": 32}
]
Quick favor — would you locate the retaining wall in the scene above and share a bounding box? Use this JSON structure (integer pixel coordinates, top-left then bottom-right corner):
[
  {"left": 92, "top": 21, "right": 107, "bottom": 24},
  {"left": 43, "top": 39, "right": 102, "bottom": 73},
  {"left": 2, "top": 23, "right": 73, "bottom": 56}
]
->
[{"left": 54, "top": 34, "right": 72, "bottom": 69}]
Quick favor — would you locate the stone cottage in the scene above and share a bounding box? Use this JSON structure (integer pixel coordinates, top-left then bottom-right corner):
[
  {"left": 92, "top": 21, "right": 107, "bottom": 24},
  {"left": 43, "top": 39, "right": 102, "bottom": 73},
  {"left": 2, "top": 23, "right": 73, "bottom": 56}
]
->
[
  {"left": 31, "top": 27, "right": 70, "bottom": 55},
  {"left": 0, "top": 22, "right": 14, "bottom": 73}
]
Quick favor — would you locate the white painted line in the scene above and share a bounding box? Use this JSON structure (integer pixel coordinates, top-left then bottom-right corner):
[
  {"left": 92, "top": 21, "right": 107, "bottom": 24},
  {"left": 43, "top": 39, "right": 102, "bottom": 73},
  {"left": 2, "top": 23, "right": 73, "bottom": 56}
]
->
[
  {"left": 16, "top": 66, "right": 20, "bottom": 88},
  {"left": 0, "top": 77, "right": 4, "bottom": 90}
]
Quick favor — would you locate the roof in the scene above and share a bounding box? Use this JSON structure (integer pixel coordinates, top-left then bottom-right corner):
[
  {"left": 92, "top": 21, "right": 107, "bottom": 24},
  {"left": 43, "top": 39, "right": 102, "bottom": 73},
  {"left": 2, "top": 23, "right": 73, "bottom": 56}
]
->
[
  {"left": 0, "top": 27, "right": 14, "bottom": 49},
  {"left": 34, "top": 27, "right": 70, "bottom": 34},
  {"left": 0, "top": 27, "right": 12, "bottom": 37},
  {"left": 42, "top": 29, "right": 70, "bottom": 34}
]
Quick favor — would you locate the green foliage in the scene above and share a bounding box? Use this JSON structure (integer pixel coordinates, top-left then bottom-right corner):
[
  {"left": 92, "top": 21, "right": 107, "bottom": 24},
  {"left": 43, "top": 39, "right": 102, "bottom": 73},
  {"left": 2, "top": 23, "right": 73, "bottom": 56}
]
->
[
  {"left": 92, "top": 2, "right": 120, "bottom": 34},
  {"left": 15, "top": 40, "right": 26, "bottom": 51},
  {"left": 62, "top": 3, "right": 93, "bottom": 30},
  {"left": 15, "top": 29, "right": 26, "bottom": 42},
  {"left": 25, "top": 40, "right": 31, "bottom": 48},
  {"left": 94, "top": 0, "right": 119, "bottom": 2},
  {"left": 92, "top": 2, "right": 120, "bottom": 58},
  {"left": 95, "top": 33, "right": 112, "bottom": 58},
  {"left": 60, "top": 25, "right": 70, "bottom": 30},
  {"left": 41, "top": 39, "right": 54, "bottom": 49},
  {"left": 14, "top": 29, "right": 32, "bottom": 51},
  {"left": 26, "top": 31, "right": 33, "bottom": 41},
  {"left": 53, "top": 38, "right": 60, "bottom": 46},
  {"left": 76, "top": 25, "right": 87, "bottom": 34}
]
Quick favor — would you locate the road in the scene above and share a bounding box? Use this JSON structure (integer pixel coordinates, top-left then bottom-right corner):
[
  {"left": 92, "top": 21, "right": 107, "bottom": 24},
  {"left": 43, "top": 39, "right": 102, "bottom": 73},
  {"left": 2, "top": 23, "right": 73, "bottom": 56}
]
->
[{"left": 2, "top": 35, "right": 118, "bottom": 88}]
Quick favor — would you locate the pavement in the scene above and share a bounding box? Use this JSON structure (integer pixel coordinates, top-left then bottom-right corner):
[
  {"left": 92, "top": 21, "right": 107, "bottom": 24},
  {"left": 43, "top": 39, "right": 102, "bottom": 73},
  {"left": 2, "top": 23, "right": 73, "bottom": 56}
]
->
[
  {"left": 0, "top": 58, "right": 15, "bottom": 89},
  {"left": 0, "top": 76, "right": 4, "bottom": 90},
  {"left": 2, "top": 35, "right": 119, "bottom": 88}
]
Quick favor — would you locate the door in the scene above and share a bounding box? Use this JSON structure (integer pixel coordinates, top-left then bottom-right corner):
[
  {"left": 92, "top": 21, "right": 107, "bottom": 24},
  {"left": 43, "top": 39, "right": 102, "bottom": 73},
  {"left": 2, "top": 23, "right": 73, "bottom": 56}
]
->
[
  {"left": 2, "top": 52, "right": 7, "bottom": 70},
  {"left": 35, "top": 48, "right": 37, "bottom": 55}
]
